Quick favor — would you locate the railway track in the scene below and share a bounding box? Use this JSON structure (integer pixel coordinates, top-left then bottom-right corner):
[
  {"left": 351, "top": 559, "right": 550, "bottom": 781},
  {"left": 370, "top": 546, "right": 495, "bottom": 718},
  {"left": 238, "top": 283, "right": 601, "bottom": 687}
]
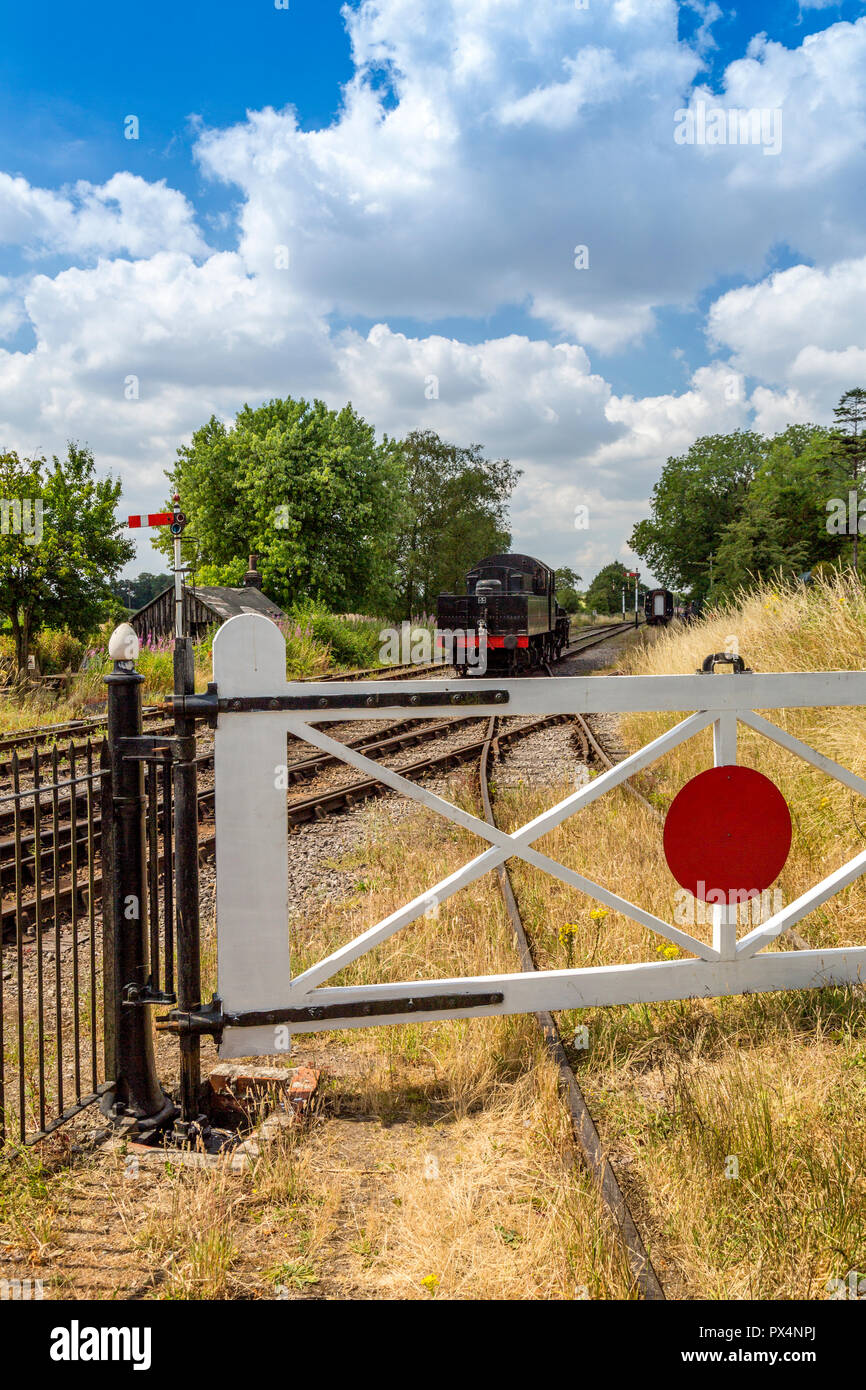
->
[
  {"left": 0, "top": 623, "right": 628, "bottom": 760},
  {"left": 0, "top": 622, "right": 637, "bottom": 933},
  {"left": 479, "top": 668, "right": 665, "bottom": 1299},
  {"left": 0, "top": 656, "right": 452, "bottom": 758}
]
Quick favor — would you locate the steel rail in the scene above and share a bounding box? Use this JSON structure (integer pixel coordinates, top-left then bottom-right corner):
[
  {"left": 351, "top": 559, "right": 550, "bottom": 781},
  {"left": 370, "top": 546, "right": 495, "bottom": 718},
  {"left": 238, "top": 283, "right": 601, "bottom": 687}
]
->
[
  {"left": 479, "top": 706, "right": 666, "bottom": 1300},
  {"left": 0, "top": 623, "right": 639, "bottom": 933},
  {"left": 0, "top": 621, "right": 627, "bottom": 756},
  {"left": 0, "top": 623, "right": 633, "bottom": 880},
  {"left": 0, "top": 657, "right": 454, "bottom": 756}
]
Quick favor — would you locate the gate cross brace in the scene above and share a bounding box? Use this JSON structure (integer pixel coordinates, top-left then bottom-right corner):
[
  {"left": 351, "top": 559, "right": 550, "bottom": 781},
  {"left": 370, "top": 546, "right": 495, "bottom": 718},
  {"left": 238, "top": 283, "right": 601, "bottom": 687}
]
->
[{"left": 286, "top": 706, "right": 720, "bottom": 997}]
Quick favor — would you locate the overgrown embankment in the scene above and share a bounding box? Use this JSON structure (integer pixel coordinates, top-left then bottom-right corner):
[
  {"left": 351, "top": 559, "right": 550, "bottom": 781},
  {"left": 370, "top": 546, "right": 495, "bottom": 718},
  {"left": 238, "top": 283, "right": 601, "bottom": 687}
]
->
[
  {"left": 0, "top": 608, "right": 436, "bottom": 732},
  {"left": 496, "top": 571, "right": 866, "bottom": 1297}
]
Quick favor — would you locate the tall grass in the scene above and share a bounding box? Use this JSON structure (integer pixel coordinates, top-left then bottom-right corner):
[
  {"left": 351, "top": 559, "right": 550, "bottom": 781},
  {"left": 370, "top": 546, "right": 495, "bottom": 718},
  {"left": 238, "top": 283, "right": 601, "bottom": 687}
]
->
[
  {"left": 492, "top": 568, "right": 866, "bottom": 1297},
  {"left": 618, "top": 569, "right": 866, "bottom": 908}
]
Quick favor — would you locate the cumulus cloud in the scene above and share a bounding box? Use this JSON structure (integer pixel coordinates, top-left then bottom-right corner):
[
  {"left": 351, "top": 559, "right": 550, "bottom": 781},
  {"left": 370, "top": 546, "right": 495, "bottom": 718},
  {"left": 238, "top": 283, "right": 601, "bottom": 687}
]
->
[
  {"left": 709, "top": 258, "right": 866, "bottom": 380},
  {"left": 0, "top": 172, "right": 209, "bottom": 261},
  {"left": 0, "top": 1, "right": 865, "bottom": 578},
  {"left": 196, "top": 6, "right": 866, "bottom": 351}
]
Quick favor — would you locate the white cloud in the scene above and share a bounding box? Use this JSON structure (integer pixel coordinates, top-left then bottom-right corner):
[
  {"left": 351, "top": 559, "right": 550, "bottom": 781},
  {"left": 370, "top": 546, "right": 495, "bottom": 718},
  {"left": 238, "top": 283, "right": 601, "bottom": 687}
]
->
[
  {"left": 498, "top": 48, "right": 630, "bottom": 130},
  {"left": 194, "top": 8, "right": 866, "bottom": 352},
  {"left": 709, "top": 258, "right": 866, "bottom": 380},
  {"left": 0, "top": 172, "right": 208, "bottom": 261},
  {"left": 1, "top": 2, "right": 866, "bottom": 581},
  {"left": 595, "top": 364, "right": 752, "bottom": 482},
  {"left": 708, "top": 255, "right": 866, "bottom": 427}
]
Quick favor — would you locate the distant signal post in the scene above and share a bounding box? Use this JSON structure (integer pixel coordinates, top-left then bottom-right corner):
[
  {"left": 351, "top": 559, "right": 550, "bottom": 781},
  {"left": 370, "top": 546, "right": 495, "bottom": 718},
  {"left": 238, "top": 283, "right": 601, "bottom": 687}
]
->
[{"left": 127, "top": 497, "right": 188, "bottom": 640}]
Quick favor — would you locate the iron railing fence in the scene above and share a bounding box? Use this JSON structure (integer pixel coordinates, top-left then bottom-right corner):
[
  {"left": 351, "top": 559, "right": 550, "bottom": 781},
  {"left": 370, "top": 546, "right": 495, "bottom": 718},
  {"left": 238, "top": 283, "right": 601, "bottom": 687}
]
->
[
  {"left": 0, "top": 739, "right": 109, "bottom": 1146},
  {"left": 0, "top": 734, "right": 184, "bottom": 1147}
]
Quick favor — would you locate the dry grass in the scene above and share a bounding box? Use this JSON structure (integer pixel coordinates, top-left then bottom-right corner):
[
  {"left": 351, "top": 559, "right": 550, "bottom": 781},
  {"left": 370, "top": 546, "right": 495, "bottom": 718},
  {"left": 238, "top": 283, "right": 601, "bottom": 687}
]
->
[
  {"left": 492, "top": 570, "right": 866, "bottom": 1298},
  {"left": 0, "top": 780, "right": 637, "bottom": 1299},
  {"left": 5, "top": 571, "right": 866, "bottom": 1299}
]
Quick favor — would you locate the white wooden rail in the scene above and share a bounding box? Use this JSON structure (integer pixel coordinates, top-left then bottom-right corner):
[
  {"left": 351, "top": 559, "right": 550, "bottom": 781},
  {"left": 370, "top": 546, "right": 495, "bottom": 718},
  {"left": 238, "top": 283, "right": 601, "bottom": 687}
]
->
[{"left": 212, "top": 614, "right": 866, "bottom": 1057}]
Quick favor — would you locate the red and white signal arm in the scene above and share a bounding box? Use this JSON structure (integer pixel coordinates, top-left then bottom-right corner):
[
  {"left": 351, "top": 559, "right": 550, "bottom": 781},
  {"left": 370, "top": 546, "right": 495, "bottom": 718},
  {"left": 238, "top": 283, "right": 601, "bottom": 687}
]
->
[
  {"left": 127, "top": 509, "right": 186, "bottom": 535},
  {"left": 128, "top": 512, "right": 174, "bottom": 528}
]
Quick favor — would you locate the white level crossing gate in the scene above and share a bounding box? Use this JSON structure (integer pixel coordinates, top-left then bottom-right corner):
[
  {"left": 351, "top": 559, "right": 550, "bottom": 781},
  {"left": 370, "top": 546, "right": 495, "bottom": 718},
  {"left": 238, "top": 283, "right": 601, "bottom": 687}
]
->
[{"left": 208, "top": 614, "right": 866, "bottom": 1058}]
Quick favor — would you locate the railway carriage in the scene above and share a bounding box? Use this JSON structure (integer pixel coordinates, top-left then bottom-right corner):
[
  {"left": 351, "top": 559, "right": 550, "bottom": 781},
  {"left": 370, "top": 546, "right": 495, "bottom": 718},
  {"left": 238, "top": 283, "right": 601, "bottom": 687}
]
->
[
  {"left": 437, "top": 553, "right": 570, "bottom": 675},
  {"left": 644, "top": 588, "right": 674, "bottom": 626}
]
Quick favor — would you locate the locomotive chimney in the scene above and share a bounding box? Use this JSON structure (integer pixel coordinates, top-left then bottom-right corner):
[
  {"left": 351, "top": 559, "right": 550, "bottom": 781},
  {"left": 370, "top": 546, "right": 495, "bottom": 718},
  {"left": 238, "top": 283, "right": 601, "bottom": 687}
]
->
[{"left": 243, "top": 552, "right": 263, "bottom": 590}]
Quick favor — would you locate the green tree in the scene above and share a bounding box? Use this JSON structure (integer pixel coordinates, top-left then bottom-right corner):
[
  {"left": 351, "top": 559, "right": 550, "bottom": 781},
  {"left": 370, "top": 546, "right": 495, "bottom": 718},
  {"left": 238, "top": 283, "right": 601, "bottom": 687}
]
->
[
  {"left": 555, "top": 566, "right": 583, "bottom": 612},
  {"left": 585, "top": 561, "right": 631, "bottom": 615},
  {"left": 393, "top": 430, "right": 520, "bottom": 618},
  {"left": 555, "top": 566, "right": 582, "bottom": 589},
  {"left": 712, "top": 424, "right": 840, "bottom": 595},
  {"left": 113, "top": 571, "right": 172, "bottom": 611},
  {"left": 629, "top": 431, "right": 762, "bottom": 599},
  {"left": 163, "top": 397, "right": 403, "bottom": 613},
  {"left": 0, "top": 445, "right": 133, "bottom": 671}
]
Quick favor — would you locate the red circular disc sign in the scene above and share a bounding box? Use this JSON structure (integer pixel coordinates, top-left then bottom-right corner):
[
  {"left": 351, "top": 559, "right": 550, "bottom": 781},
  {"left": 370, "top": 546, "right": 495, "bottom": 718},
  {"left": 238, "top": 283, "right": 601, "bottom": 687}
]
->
[{"left": 663, "top": 766, "right": 791, "bottom": 901}]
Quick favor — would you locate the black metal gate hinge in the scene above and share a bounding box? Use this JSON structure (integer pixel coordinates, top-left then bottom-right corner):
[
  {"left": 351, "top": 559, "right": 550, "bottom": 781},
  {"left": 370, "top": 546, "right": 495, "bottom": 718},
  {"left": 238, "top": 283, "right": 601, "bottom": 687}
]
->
[
  {"left": 156, "top": 990, "right": 506, "bottom": 1039},
  {"left": 123, "top": 981, "right": 178, "bottom": 1006},
  {"left": 117, "top": 734, "right": 197, "bottom": 761},
  {"left": 168, "top": 680, "right": 509, "bottom": 720}
]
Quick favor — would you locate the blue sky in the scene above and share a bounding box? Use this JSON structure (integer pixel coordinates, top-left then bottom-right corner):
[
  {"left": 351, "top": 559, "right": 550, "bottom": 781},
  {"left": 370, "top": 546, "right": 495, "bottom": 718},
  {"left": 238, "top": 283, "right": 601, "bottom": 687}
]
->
[{"left": 1, "top": 0, "right": 866, "bottom": 583}]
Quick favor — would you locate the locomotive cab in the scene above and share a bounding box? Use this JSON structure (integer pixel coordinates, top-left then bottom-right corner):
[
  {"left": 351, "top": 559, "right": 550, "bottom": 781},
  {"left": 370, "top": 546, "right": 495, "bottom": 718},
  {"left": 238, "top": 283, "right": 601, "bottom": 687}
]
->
[{"left": 438, "top": 553, "right": 570, "bottom": 675}]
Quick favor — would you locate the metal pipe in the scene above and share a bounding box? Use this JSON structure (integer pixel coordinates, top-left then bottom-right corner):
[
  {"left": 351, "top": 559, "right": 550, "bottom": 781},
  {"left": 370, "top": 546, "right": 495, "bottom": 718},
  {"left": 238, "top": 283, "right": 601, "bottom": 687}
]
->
[{"left": 173, "top": 535, "right": 183, "bottom": 640}]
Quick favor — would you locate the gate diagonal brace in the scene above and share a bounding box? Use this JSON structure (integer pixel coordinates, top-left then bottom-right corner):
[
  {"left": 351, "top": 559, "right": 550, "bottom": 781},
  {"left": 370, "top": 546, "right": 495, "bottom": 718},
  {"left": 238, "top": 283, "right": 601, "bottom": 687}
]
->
[{"left": 157, "top": 991, "right": 506, "bottom": 1040}]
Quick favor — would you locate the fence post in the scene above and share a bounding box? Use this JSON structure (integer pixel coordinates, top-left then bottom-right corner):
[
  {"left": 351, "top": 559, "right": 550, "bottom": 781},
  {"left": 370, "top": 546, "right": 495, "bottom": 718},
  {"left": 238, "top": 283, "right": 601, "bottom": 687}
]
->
[
  {"left": 173, "top": 635, "right": 202, "bottom": 1124},
  {"left": 101, "top": 624, "right": 172, "bottom": 1128}
]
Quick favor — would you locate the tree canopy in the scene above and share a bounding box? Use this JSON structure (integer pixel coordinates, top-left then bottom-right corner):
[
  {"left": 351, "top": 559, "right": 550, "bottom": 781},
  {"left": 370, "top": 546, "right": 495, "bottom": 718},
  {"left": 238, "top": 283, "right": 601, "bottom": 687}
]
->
[
  {"left": 554, "top": 566, "right": 583, "bottom": 613},
  {"left": 386, "top": 430, "right": 520, "bottom": 619},
  {"left": 710, "top": 425, "right": 841, "bottom": 593},
  {"left": 629, "top": 430, "right": 762, "bottom": 599},
  {"left": 628, "top": 395, "right": 866, "bottom": 601},
  {"left": 113, "top": 571, "right": 172, "bottom": 612},
  {"left": 0, "top": 445, "right": 133, "bottom": 670},
  {"left": 162, "top": 397, "right": 404, "bottom": 613},
  {"left": 832, "top": 388, "right": 866, "bottom": 569},
  {"left": 585, "top": 560, "right": 633, "bottom": 615}
]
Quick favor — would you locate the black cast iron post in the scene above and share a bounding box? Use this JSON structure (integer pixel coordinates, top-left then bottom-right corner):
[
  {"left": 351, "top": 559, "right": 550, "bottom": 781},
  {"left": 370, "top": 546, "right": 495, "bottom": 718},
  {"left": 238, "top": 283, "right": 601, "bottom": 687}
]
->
[
  {"left": 173, "top": 634, "right": 202, "bottom": 1123},
  {"left": 102, "top": 624, "right": 171, "bottom": 1128}
]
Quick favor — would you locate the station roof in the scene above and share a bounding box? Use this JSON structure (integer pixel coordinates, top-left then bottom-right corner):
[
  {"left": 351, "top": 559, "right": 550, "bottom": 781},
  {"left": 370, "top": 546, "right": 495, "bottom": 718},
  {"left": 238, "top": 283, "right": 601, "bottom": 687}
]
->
[{"left": 189, "top": 585, "right": 285, "bottom": 622}]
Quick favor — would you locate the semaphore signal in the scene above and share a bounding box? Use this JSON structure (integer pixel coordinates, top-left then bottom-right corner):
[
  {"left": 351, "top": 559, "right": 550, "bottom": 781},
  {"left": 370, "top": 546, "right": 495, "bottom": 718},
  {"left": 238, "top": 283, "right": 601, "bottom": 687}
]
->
[
  {"left": 127, "top": 511, "right": 175, "bottom": 529},
  {"left": 126, "top": 493, "right": 188, "bottom": 639}
]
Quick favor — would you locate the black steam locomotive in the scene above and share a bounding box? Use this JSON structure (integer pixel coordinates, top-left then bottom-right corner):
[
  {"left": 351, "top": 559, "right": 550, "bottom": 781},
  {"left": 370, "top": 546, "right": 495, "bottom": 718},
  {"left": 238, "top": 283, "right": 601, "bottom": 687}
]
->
[
  {"left": 436, "top": 553, "right": 570, "bottom": 675},
  {"left": 644, "top": 588, "right": 674, "bottom": 626}
]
